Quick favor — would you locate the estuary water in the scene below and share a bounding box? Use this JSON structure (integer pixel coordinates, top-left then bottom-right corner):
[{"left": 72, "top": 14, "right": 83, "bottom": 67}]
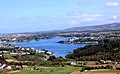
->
[{"left": 9, "top": 37, "right": 87, "bottom": 57}]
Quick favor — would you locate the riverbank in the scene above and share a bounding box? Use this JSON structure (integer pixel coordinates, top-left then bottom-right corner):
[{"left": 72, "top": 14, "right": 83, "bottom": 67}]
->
[{"left": 7, "top": 37, "right": 87, "bottom": 57}]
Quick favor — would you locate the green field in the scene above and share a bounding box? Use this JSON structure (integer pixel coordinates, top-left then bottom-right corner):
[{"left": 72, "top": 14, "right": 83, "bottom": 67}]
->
[
  {"left": 0, "top": 71, "right": 7, "bottom": 74},
  {"left": 3, "top": 54, "right": 22, "bottom": 58},
  {"left": 33, "top": 53, "right": 45, "bottom": 58},
  {"left": 13, "top": 66, "right": 81, "bottom": 74}
]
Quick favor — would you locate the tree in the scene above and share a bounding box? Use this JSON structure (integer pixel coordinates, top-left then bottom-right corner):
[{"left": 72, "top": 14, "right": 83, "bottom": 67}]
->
[{"left": 48, "top": 56, "right": 56, "bottom": 61}]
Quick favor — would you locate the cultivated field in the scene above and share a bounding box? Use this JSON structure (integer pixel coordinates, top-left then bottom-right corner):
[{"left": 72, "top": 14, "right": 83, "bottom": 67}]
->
[{"left": 11, "top": 66, "right": 81, "bottom": 74}]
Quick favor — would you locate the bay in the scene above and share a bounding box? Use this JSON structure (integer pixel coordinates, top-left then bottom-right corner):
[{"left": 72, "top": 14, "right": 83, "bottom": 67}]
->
[{"left": 9, "top": 37, "right": 87, "bottom": 57}]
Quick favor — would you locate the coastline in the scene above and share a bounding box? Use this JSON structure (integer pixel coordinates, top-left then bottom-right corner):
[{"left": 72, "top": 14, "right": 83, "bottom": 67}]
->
[{"left": 1, "top": 37, "right": 87, "bottom": 57}]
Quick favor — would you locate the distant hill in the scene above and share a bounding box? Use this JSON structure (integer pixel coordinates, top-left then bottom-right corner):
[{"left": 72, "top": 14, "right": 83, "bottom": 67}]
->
[{"left": 64, "top": 23, "right": 120, "bottom": 31}]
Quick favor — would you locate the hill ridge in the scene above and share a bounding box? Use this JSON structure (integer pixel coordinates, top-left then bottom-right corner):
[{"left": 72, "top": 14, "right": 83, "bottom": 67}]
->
[{"left": 64, "top": 23, "right": 120, "bottom": 31}]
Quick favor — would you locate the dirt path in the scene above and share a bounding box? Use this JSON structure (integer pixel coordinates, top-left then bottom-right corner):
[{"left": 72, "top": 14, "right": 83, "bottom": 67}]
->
[{"left": 7, "top": 70, "right": 21, "bottom": 74}]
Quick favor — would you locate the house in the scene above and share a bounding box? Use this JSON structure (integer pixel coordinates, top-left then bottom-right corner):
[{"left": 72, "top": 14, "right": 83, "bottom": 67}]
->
[
  {"left": 36, "top": 50, "right": 45, "bottom": 54},
  {"left": 0, "top": 54, "right": 3, "bottom": 57},
  {"left": 2, "top": 51, "right": 9, "bottom": 54},
  {"left": 99, "top": 60, "right": 112, "bottom": 64},
  {"left": 10, "top": 53, "right": 19, "bottom": 54},
  {"left": 46, "top": 52, "right": 53, "bottom": 55},
  {"left": 71, "top": 62, "right": 77, "bottom": 66}
]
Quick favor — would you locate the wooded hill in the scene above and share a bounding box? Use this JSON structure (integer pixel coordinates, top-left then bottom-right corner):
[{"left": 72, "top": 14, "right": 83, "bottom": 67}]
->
[{"left": 66, "top": 39, "right": 120, "bottom": 61}]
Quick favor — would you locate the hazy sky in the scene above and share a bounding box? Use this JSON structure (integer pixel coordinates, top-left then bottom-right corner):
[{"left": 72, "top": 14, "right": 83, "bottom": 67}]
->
[{"left": 0, "top": 0, "right": 120, "bottom": 33}]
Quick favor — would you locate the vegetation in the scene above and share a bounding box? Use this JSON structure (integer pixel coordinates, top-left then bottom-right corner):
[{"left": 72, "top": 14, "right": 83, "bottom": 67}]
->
[
  {"left": 12, "top": 55, "right": 42, "bottom": 61},
  {"left": 66, "top": 39, "right": 120, "bottom": 61},
  {"left": 48, "top": 56, "right": 66, "bottom": 62},
  {"left": 33, "top": 54, "right": 45, "bottom": 58},
  {"left": 0, "top": 71, "right": 7, "bottom": 74},
  {"left": 13, "top": 66, "right": 81, "bottom": 74},
  {"left": 3, "top": 54, "right": 22, "bottom": 59},
  {"left": 0, "top": 48, "right": 14, "bottom": 51},
  {"left": 0, "top": 57, "right": 6, "bottom": 64},
  {"left": 80, "top": 65, "right": 112, "bottom": 71}
]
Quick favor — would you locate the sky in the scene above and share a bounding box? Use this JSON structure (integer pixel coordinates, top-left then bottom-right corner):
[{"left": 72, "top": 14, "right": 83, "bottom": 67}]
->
[{"left": 0, "top": 0, "right": 120, "bottom": 33}]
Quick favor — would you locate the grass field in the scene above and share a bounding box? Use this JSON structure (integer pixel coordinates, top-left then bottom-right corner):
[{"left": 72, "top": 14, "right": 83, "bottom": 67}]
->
[
  {"left": 33, "top": 53, "right": 45, "bottom": 58},
  {"left": 12, "top": 66, "right": 81, "bottom": 74},
  {"left": 0, "top": 71, "right": 7, "bottom": 74},
  {"left": 3, "top": 54, "right": 21, "bottom": 58}
]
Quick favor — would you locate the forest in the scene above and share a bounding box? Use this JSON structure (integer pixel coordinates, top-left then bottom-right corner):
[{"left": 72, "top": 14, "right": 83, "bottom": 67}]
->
[{"left": 66, "top": 38, "right": 120, "bottom": 61}]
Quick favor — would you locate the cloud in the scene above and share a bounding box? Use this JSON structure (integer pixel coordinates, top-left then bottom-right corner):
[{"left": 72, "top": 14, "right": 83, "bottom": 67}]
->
[
  {"left": 25, "top": 13, "right": 120, "bottom": 27},
  {"left": 61, "top": 14, "right": 104, "bottom": 26},
  {"left": 63, "top": 13, "right": 120, "bottom": 26},
  {"left": 107, "top": 15, "right": 120, "bottom": 20},
  {"left": 106, "top": 2, "right": 119, "bottom": 7},
  {"left": 112, "top": 15, "right": 117, "bottom": 19},
  {"left": 67, "top": 20, "right": 80, "bottom": 25},
  {"left": 66, "top": 10, "right": 84, "bottom": 16}
]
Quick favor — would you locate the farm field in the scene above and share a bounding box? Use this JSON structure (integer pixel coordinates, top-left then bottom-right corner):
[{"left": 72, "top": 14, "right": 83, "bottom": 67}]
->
[{"left": 12, "top": 66, "right": 81, "bottom": 74}]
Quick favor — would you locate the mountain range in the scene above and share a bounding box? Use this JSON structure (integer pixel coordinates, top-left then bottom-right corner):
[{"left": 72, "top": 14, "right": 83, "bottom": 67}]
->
[{"left": 64, "top": 23, "right": 120, "bottom": 31}]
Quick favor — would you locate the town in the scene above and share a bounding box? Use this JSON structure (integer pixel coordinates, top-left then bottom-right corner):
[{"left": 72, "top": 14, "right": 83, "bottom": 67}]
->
[
  {"left": 0, "top": 43, "right": 53, "bottom": 72},
  {"left": 0, "top": 30, "right": 120, "bottom": 44}
]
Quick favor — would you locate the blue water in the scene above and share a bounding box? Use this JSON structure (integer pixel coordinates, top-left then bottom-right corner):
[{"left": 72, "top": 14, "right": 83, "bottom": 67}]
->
[{"left": 9, "top": 37, "right": 87, "bottom": 57}]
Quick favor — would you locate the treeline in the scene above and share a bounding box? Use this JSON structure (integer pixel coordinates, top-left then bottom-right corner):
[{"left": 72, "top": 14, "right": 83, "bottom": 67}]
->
[
  {"left": 66, "top": 39, "right": 120, "bottom": 61},
  {"left": 81, "top": 65, "right": 112, "bottom": 72},
  {"left": 0, "top": 57, "right": 6, "bottom": 64}
]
